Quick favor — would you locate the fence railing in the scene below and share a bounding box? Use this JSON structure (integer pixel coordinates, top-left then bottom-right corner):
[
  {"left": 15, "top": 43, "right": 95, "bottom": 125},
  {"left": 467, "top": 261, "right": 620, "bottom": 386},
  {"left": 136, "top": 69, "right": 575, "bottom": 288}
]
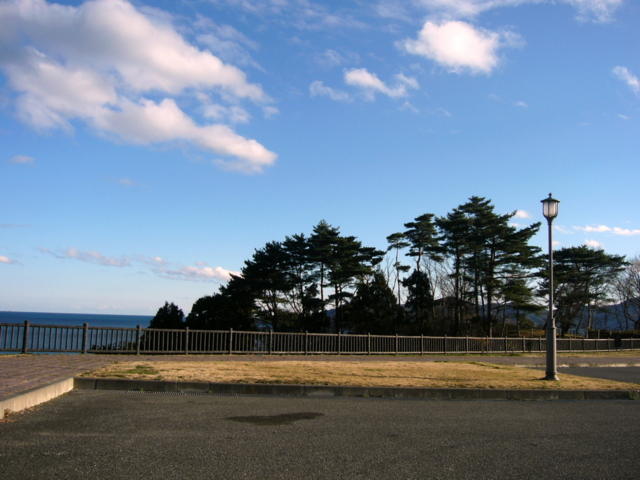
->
[{"left": 2, "top": 322, "right": 639, "bottom": 355}]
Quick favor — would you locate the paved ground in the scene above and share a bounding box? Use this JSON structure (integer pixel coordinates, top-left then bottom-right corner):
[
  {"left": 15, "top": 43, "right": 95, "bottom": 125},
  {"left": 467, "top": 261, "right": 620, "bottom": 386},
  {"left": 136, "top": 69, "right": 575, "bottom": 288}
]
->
[
  {"left": 2, "top": 353, "right": 640, "bottom": 398},
  {"left": 1, "top": 391, "right": 638, "bottom": 479}
]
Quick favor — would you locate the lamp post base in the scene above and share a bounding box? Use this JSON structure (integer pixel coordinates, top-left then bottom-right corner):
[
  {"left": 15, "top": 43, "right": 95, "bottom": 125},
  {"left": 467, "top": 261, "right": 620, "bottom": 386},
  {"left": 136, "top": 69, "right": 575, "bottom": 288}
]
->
[{"left": 545, "top": 324, "right": 559, "bottom": 381}]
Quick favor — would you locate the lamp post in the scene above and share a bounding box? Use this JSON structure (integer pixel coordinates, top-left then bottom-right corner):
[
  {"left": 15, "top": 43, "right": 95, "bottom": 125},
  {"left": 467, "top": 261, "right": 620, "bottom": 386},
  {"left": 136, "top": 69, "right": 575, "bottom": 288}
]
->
[{"left": 541, "top": 193, "right": 560, "bottom": 381}]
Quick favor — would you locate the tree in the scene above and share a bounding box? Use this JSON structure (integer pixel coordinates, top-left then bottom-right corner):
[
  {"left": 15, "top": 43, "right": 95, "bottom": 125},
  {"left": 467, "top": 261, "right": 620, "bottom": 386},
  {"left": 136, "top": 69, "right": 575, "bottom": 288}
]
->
[
  {"left": 241, "top": 241, "right": 292, "bottom": 331},
  {"left": 403, "top": 214, "right": 442, "bottom": 272},
  {"left": 386, "top": 232, "right": 411, "bottom": 306},
  {"left": 186, "top": 275, "right": 256, "bottom": 331},
  {"left": 613, "top": 256, "right": 640, "bottom": 331},
  {"left": 347, "top": 270, "right": 399, "bottom": 334},
  {"left": 539, "top": 245, "right": 627, "bottom": 335},
  {"left": 149, "top": 302, "right": 185, "bottom": 329},
  {"left": 402, "top": 269, "right": 434, "bottom": 334}
]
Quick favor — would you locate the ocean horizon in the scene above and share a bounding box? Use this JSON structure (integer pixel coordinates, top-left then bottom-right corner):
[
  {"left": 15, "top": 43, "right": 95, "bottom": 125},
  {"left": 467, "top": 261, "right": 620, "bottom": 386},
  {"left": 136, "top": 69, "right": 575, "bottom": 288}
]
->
[{"left": 0, "top": 311, "right": 153, "bottom": 329}]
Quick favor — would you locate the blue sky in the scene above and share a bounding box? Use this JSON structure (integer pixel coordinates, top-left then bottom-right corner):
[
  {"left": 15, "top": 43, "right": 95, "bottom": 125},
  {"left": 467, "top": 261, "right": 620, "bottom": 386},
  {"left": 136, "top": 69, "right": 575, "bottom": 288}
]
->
[{"left": 1, "top": 0, "right": 638, "bottom": 315}]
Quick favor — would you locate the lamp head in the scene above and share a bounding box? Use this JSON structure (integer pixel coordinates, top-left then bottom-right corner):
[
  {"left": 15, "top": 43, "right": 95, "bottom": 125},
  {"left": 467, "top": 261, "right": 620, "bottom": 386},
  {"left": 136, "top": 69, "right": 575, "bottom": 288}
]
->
[{"left": 541, "top": 193, "right": 560, "bottom": 220}]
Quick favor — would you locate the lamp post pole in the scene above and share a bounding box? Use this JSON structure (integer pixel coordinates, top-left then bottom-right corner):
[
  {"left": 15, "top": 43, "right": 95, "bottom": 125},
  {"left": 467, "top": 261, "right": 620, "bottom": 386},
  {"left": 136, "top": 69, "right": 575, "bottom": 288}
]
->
[{"left": 541, "top": 194, "right": 560, "bottom": 381}]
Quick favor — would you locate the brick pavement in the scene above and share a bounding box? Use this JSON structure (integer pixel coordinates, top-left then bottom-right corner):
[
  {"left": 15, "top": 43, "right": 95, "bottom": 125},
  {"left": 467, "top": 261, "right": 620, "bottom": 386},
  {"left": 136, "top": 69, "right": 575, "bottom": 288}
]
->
[{"left": 2, "top": 353, "right": 639, "bottom": 399}]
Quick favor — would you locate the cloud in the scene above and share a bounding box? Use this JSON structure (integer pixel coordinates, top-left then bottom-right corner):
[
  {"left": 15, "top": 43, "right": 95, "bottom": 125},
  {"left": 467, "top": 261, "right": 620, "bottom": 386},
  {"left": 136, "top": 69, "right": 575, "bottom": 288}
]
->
[
  {"left": 585, "top": 239, "right": 603, "bottom": 249},
  {"left": 554, "top": 225, "right": 573, "bottom": 234},
  {"left": 575, "top": 224, "right": 612, "bottom": 233},
  {"left": 135, "top": 254, "right": 170, "bottom": 266},
  {"left": 7, "top": 155, "right": 34, "bottom": 164},
  {"left": 314, "top": 49, "right": 359, "bottom": 69},
  {"left": 390, "top": 0, "right": 622, "bottom": 22},
  {"left": 573, "top": 224, "right": 640, "bottom": 236},
  {"left": 194, "top": 17, "right": 261, "bottom": 70},
  {"left": 613, "top": 66, "right": 640, "bottom": 97},
  {"left": 401, "top": 21, "right": 523, "bottom": 75},
  {"left": 515, "top": 101, "right": 528, "bottom": 108},
  {"left": 0, "top": 0, "right": 276, "bottom": 173},
  {"left": 612, "top": 227, "right": 640, "bottom": 236},
  {"left": 514, "top": 209, "right": 531, "bottom": 219},
  {"left": 0, "top": 255, "right": 19, "bottom": 265},
  {"left": 344, "top": 69, "right": 419, "bottom": 99},
  {"left": 159, "top": 265, "right": 239, "bottom": 282},
  {"left": 309, "top": 81, "right": 352, "bottom": 102},
  {"left": 565, "top": 0, "right": 623, "bottom": 22},
  {"left": 209, "top": 0, "right": 364, "bottom": 30},
  {"left": 40, "top": 246, "right": 130, "bottom": 266}
]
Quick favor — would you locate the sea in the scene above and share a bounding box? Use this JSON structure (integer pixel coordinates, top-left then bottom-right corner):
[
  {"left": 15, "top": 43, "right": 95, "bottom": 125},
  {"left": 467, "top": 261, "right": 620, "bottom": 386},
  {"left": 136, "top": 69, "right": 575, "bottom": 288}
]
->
[{"left": 0, "top": 311, "right": 153, "bottom": 329}]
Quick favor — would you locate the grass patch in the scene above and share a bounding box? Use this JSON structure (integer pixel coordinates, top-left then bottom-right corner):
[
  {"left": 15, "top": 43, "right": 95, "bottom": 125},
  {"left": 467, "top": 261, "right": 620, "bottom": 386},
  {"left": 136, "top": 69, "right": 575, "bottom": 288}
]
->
[{"left": 84, "top": 360, "right": 640, "bottom": 391}]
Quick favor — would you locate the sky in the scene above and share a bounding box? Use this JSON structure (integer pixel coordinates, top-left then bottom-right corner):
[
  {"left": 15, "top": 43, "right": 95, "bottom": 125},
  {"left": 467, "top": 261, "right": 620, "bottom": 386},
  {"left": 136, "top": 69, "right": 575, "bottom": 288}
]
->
[{"left": 1, "top": 0, "right": 639, "bottom": 315}]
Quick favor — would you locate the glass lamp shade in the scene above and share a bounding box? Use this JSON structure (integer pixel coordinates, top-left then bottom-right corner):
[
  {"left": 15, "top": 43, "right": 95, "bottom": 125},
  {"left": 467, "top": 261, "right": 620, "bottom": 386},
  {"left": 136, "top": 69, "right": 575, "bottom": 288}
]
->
[{"left": 541, "top": 194, "right": 560, "bottom": 220}]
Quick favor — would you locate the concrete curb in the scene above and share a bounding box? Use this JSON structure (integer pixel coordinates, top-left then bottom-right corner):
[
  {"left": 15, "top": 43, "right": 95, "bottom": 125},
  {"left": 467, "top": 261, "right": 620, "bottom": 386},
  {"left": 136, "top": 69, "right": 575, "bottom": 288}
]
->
[
  {"left": 0, "top": 377, "right": 75, "bottom": 419},
  {"left": 74, "top": 377, "right": 640, "bottom": 401}
]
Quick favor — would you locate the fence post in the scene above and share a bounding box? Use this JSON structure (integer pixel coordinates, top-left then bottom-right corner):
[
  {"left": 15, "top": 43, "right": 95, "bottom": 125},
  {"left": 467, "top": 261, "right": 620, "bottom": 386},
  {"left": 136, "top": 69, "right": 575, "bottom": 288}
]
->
[
  {"left": 466, "top": 335, "right": 469, "bottom": 354},
  {"left": 82, "top": 323, "right": 89, "bottom": 354},
  {"left": 22, "top": 320, "right": 30, "bottom": 354},
  {"left": 305, "top": 331, "right": 309, "bottom": 355},
  {"left": 444, "top": 335, "right": 447, "bottom": 355},
  {"left": 583, "top": 337, "right": 586, "bottom": 352},
  {"left": 229, "top": 328, "right": 233, "bottom": 355},
  {"left": 367, "top": 333, "right": 371, "bottom": 356},
  {"left": 504, "top": 335, "right": 508, "bottom": 353},
  {"left": 136, "top": 325, "right": 142, "bottom": 355},
  {"left": 522, "top": 336, "right": 525, "bottom": 353},
  {"left": 421, "top": 334, "right": 424, "bottom": 355},
  {"left": 269, "top": 329, "right": 273, "bottom": 355},
  {"left": 569, "top": 336, "right": 572, "bottom": 352},
  {"left": 338, "top": 332, "right": 341, "bottom": 355},
  {"left": 395, "top": 333, "right": 398, "bottom": 355},
  {"left": 185, "top": 327, "right": 189, "bottom": 355}
]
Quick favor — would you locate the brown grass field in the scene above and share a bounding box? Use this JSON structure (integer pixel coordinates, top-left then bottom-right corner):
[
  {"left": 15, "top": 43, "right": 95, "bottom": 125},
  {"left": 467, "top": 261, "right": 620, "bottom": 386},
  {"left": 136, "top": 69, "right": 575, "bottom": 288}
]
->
[{"left": 84, "top": 360, "right": 640, "bottom": 390}]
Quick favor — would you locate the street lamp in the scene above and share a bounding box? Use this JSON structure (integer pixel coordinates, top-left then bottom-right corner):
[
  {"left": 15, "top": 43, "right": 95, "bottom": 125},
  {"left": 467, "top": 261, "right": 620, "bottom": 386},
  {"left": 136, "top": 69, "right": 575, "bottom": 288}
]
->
[{"left": 541, "top": 193, "right": 560, "bottom": 381}]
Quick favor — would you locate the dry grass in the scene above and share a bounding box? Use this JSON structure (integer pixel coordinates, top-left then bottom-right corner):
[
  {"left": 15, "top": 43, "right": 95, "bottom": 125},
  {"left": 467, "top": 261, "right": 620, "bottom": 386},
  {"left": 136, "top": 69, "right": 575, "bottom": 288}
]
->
[{"left": 84, "top": 360, "right": 640, "bottom": 390}]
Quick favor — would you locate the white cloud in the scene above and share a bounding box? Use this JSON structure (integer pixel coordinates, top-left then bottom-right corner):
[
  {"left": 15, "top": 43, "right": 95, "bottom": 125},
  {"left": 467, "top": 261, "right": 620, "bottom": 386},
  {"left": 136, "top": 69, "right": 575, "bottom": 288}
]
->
[
  {"left": 159, "top": 265, "right": 239, "bottom": 282},
  {"left": 314, "top": 49, "right": 357, "bottom": 68},
  {"left": 575, "top": 224, "right": 612, "bottom": 232},
  {"left": 554, "top": 225, "right": 573, "bottom": 234},
  {"left": 396, "top": 0, "right": 622, "bottom": 22},
  {"left": 612, "top": 227, "right": 640, "bottom": 236},
  {"left": 585, "top": 239, "right": 603, "bottom": 249},
  {"left": 135, "top": 254, "right": 170, "bottom": 266},
  {"left": 573, "top": 224, "right": 640, "bottom": 236},
  {"left": 0, "top": 255, "right": 19, "bottom": 264},
  {"left": 7, "top": 155, "right": 34, "bottom": 164},
  {"left": 613, "top": 66, "right": 640, "bottom": 97},
  {"left": 195, "top": 18, "right": 261, "bottom": 69},
  {"left": 60, "top": 247, "right": 131, "bottom": 266},
  {"left": 209, "top": 0, "right": 364, "bottom": 30},
  {"left": 514, "top": 209, "right": 531, "bottom": 219},
  {"left": 0, "top": 0, "right": 276, "bottom": 173},
  {"left": 566, "top": 0, "right": 623, "bottom": 22},
  {"left": 401, "top": 21, "right": 523, "bottom": 75},
  {"left": 344, "top": 69, "right": 419, "bottom": 99},
  {"left": 309, "top": 81, "right": 352, "bottom": 102},
  {"left": 515, "top": 101, "right": 528, "bottom": 107},
  {"left": 618, "top": 114, "right": 630, "bottom": 120},
  {"left": 262, "top": 106, "right": 279, "bottom": 118},
  {"left": 400, "top": 101, "right": 420, "bottom": 113}
]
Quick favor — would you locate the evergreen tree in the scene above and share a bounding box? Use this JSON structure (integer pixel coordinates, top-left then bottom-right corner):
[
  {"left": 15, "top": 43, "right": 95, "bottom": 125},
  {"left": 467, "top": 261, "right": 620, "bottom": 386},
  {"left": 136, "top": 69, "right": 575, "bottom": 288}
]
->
[
  {"left": 402, "top": 269, "right": 434, "bottom": 333},
  {"left": 403, "top": 213, "right": 442, "bottom": 272},
  {"left": 347, "top": 270, "right": 399, "bottom": 334},
  {"left": 539, "top": 245, "right": 627, "bottom": 335},
  {"left": 149, "top": 301, "right": 185, "bottom": 329},
  {"left": 386, "top": 232, "right": 411, "bottom": 306},
  {"left": 186, "top": 275, "right": 256, "bottom": 331}
]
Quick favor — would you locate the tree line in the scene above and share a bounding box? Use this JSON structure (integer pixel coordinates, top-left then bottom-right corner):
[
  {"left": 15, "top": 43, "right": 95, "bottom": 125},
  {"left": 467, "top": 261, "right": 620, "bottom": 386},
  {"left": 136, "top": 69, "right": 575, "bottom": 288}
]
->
[{"left": 150, "top": 196, "right": 639, "bottom": 337}]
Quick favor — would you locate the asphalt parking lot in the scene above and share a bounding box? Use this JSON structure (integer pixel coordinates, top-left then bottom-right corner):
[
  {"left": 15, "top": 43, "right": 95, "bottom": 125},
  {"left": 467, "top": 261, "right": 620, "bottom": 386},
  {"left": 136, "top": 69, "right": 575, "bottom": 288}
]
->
[{"left": 1, "top": 390, "right": 638, "bottom": 480}]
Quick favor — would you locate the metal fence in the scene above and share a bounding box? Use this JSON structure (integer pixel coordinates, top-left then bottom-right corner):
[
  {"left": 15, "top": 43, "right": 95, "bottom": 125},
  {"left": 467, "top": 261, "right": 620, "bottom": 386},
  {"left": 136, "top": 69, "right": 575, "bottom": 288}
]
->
[{"left": 2, "top": 321, "right": 639, "bottom": 355}]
